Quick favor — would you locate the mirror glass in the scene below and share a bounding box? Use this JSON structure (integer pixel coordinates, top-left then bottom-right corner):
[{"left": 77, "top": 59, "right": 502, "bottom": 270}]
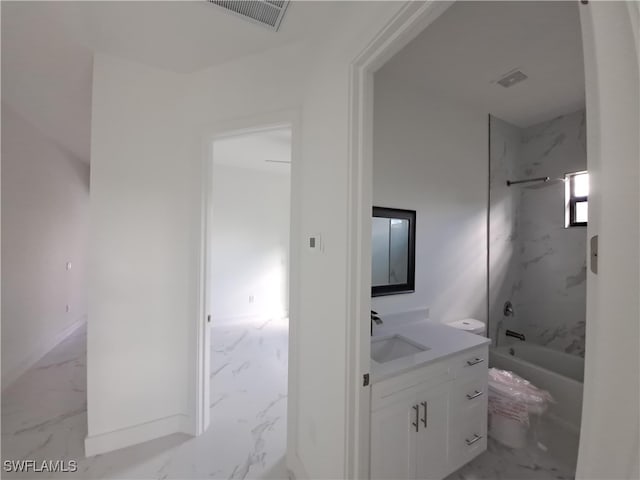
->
[{"left": 371, "top": 207, "right": 416, "bottom": 296}]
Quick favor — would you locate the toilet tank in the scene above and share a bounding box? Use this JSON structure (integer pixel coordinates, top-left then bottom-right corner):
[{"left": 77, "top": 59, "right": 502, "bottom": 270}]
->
[{"left": 446, "top": 318, "right": 486, "bottom": 336}]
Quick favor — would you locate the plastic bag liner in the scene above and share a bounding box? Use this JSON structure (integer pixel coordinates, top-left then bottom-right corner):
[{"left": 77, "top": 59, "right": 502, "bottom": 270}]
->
[{"left": 488, "top": 368, "right": 554, "bottom": 426}]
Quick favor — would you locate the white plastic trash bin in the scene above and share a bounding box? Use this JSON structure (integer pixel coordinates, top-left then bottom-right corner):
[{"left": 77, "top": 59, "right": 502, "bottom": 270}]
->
[
  {"left": 487, "top": 368, "right": 553, "bottom": 449},
  {"left": 489, "top": 410, "right": 528, "bottom": 449}
]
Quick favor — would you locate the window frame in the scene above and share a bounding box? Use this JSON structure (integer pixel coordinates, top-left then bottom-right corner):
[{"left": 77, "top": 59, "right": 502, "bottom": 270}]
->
[
  {"left": 566, "top": 171, "right": 588, "bottom": 227},
  {"left": 371, "top": 206, "right": 416, "bottom": 297}
]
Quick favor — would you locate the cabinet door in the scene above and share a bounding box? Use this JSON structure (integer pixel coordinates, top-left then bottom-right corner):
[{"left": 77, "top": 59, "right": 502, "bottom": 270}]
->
[
  {"left": 371, "top": 396, "right": 418, "bottom": 480},
  {"left": 414, "top": 382, "right": 450, "bottom": 480}
]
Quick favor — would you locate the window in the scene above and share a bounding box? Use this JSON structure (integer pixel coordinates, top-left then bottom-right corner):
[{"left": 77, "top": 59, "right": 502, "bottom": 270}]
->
[{"left": 566, "top": 171, "right": 588, "bottom": 227}]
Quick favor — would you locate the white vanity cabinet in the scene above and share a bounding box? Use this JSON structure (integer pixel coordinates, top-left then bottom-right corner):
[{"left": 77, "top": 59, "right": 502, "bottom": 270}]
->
[
  {"left": 370, "top": 381, "right": 450, "bottom": 480},
  {"left": 370, "top": 345, "right": 488, "bottom": 480}
]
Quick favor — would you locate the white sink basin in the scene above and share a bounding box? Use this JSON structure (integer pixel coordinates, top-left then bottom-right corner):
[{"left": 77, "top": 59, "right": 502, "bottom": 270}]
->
[{"left": 371, "top": 335, "right": 429, "bottom": 363}]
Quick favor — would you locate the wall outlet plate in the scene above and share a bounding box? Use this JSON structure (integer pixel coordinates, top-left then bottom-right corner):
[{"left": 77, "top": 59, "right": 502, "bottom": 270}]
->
[{"left": 308, "top": 234, "right": 323, "bottom": 253}]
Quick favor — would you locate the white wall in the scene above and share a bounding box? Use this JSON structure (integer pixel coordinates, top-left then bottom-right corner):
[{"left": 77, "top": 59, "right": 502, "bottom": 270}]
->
[
  {"left": 87, "top": 43, "right": 310, "bottom": 455},
  {"left": 577, "top": 2, "right": 639, "bottom": 478},
  {"left": 1, "top": 103, "right": 89, "bottom": 389},
  {"left": 86, "top": 54, "right": 193, "bottom": 451},
  {"left": 371, "top": 72, "right": 488, "bottom": 326},
  {"left": 210, "top": 163, "right": 290, "bottom": 322},
  {"left": 488, "top": 115, "right": 521, "bottom": 341}
]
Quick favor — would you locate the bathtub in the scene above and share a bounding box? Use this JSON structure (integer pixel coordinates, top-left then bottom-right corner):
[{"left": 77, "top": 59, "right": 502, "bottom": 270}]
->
[{"left": 490, "top": 344, "right": 584, "bottom": 432}]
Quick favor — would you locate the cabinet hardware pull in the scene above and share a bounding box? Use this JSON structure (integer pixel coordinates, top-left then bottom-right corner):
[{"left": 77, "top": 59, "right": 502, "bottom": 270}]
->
[
  {"left": 465, "top": 434, "right": 483, "bottom": 446},
  {"left": 466, "top": 357, "right": 484, "bottom": 366},
  {"left": 412, "top": 405, "right": 419, "bottom": 432},
  {"left": 466, "top": 390, "right": 483, "bottom": 400},
  {"left": 421, "top": 401, "right": 427, "bottom": 428}
]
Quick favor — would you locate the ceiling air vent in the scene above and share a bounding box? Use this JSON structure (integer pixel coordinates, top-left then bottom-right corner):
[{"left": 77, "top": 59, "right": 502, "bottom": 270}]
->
[
  {"left": 207, "top": 0, "right": 290, "bottom": 31},
  {"left": 496, "top": 70, "right": 528, "bottom": 88}
]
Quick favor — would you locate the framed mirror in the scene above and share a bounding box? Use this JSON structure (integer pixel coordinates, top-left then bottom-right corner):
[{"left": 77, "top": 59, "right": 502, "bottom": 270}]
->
[{"left": 371, "top": 207, "right": 416, "bottom": 296}]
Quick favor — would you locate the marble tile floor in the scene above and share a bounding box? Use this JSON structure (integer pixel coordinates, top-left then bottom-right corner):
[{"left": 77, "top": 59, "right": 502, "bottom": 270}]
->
[
  {"left": 3, "top": 318, "right": 576, "bottom": 480},
  {"left": 446, "top": 431, "right": 576, "bottom": 480},
  {"left": 2, "top": 316, "right": 290, "bottom": 479}
]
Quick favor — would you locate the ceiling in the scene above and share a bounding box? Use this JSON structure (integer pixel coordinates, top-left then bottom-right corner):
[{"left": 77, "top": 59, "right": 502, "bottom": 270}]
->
[
  {"left": 213, "top": 128, "right": 291, "bottom": 175},
  {"left": 377, "top": 1, "right": 585, "bottom": 127},
  {"left": 2, "top": 2, "right": 94, "bottom": 162},
  {"left": 2, "top": 1, "right": 586, "bottom": 164},
  {"left": 1, "top": 1, "right": 339, "bottom": 163},
  {"left": 40, "top": 1, "right": 340, "bottom": 74}
]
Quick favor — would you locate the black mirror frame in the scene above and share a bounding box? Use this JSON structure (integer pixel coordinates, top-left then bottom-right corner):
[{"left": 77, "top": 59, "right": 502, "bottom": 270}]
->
[{"left": 371, "top": 206, "right": 416, "bottom": 297}]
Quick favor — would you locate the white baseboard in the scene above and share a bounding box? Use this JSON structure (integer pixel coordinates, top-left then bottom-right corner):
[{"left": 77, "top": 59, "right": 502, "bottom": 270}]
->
[
  {"left": 212, "top": 311, "right": 290, "bottom": 326},
  {"left": 84, "top": 414, "right": 192, "bottom": 457},
  {"left": 2, "top": 315, "right": 87, "bottom": 391}
]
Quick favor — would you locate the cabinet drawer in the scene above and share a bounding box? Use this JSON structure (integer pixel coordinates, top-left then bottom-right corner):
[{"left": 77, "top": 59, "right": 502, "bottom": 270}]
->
[
  {"left": 452, "top": 346, "right": 488, "bottom": 379},
  {"left": 451, "top": 374, "right": 488, "bottom": 413},
  {"left": 449, "top": 409, "right": 487, "bottom": 472},
  {"left": 372, "top": 361, "right": 452, "bottom": 412}
]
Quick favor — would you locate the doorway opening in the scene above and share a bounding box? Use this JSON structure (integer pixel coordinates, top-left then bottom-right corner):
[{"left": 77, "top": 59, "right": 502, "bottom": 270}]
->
[
  {"left": 344, "top": 2, "right": 624, "bottom": 478},
  {"left": 204, "top": 125, "right": 292, "bottom": 477}
]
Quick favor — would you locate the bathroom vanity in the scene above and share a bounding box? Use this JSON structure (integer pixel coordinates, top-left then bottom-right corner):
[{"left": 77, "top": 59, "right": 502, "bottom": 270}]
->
[{"left": 370, "top": 321, "right": 489, "bottom": 480}]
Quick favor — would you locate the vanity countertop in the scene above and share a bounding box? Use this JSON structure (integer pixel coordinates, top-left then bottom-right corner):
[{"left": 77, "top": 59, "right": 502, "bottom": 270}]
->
[{"left": 370, "top": 320, "right": 490, "bottom": 383}]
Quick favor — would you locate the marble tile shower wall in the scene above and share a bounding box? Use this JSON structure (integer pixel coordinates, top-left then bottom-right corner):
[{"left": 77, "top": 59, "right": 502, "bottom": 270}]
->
[{"left": 489, "top": 110, "right": 587, "bottom": 357}]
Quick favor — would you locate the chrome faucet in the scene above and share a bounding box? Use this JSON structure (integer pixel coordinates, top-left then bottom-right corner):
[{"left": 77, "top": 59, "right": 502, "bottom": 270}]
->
[
  {"left": 495, "top": 301, "right": 514, "bottom": 347},
  {"left": 371, "top": 310, "right": 383, "bottom": 335},
  {"left": 503, "top": 301, "right": 514, "bottom": 317}
]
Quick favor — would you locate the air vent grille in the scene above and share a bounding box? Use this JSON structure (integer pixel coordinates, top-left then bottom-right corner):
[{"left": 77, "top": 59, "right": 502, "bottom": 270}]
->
[
  {"left": 497, "top": 70, "right": 528, "bottom": 88},
  {"left": 207, "top": 0, "right": 290, "bottom": 31}
]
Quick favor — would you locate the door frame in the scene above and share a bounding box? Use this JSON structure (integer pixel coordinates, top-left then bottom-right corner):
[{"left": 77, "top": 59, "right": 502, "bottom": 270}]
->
[
  {"left": 195, "top": 109, "right": 301, "bottom": 436},
  {"left": 346, "top": 2, "right": 454, "bottom": 476},
  {"left": 347, "top": 0, "right": 639, "bottom": 478}
]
